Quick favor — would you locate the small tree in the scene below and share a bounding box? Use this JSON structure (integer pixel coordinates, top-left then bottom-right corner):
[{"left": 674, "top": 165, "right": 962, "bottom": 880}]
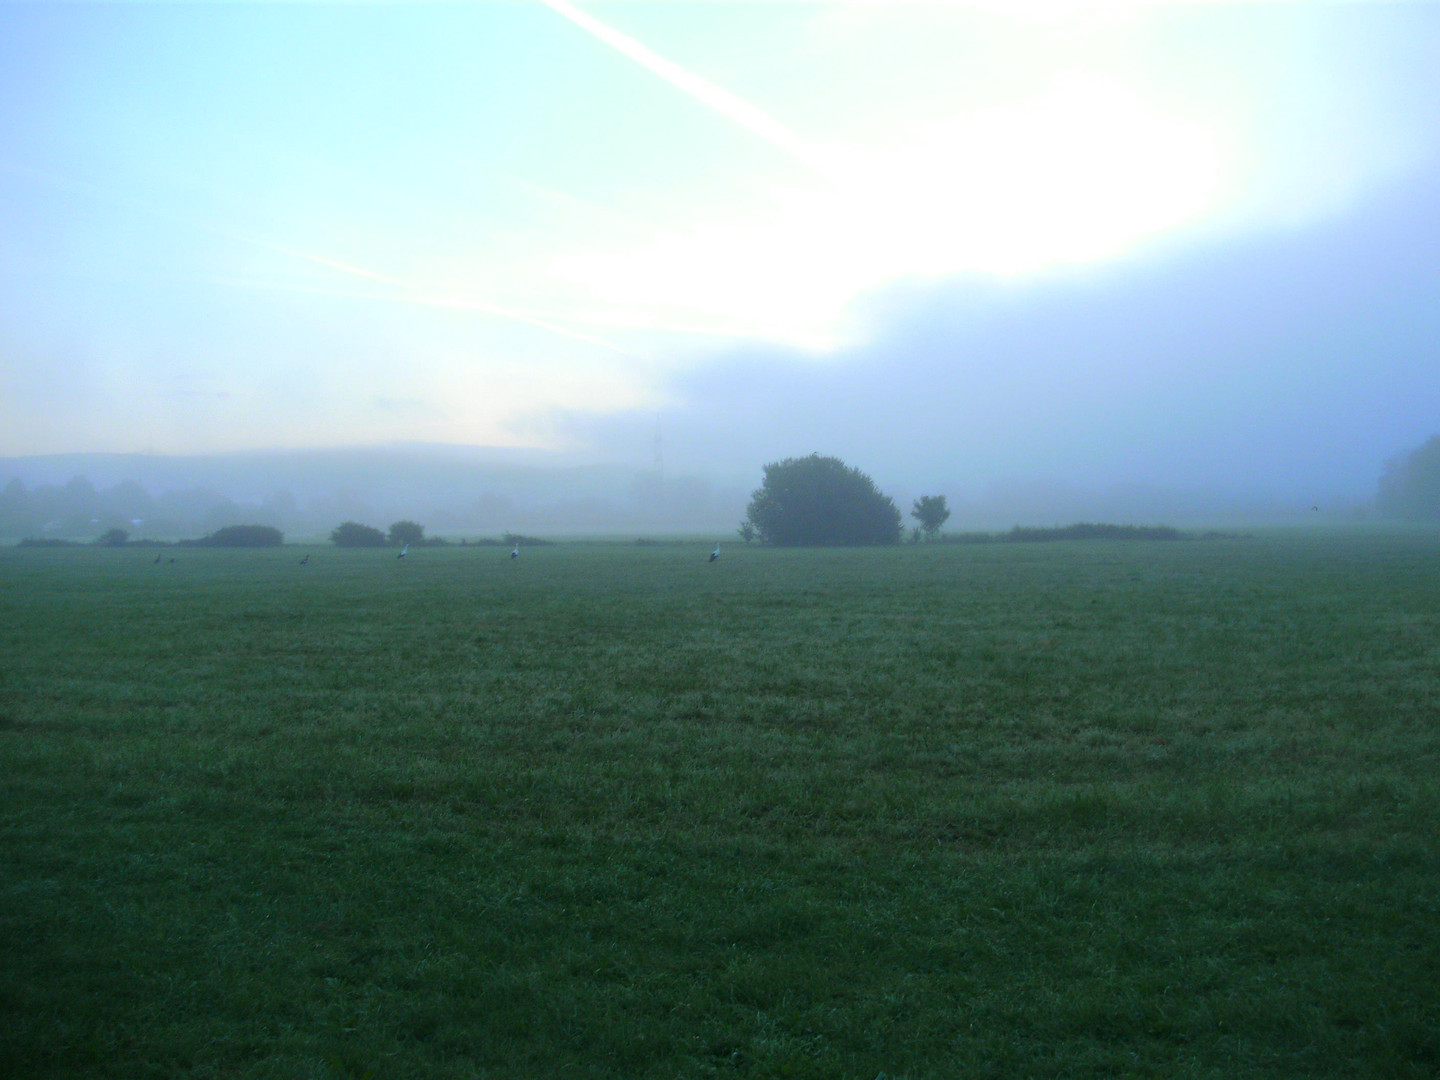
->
[
  {"left": 388, "top": 520, "right": 425, "bottom": 546},
  {"left": 737, "top": 520, "right": 756, "bottom": 544},
  {"left": 97, "top": 527, "right": 129, "bottom": 547},
  {"left": 330, "top": 521, "right": 386, "bottom": 548},
  {"left": 746, "top": 454, "right": 901, "bottom": 546},
  {"left": 911, "top": 495, "right": 951, "bottom": 540}
]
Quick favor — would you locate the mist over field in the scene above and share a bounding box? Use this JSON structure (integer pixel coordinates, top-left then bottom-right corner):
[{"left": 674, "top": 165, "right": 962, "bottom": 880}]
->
[
  {"left": 0, "top": 435, "right": 1381, "bottom": 545},
  {"left": 0, "top": 445, "right": 746, "bottom": 540}
]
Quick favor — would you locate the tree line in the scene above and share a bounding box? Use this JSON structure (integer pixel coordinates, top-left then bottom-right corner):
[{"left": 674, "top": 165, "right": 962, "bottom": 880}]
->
[
  {"left": 0, "top": 475, "right": 293, "bottom": 539},
  {"left": 11, "top": 436, "right": 1435, "bottom": 548},
  {"left": 328, "top": 521, "right": 550, "bottom": 548},
  {"left": 739, "top": 437, "right": 1440, "bottom": 544}
]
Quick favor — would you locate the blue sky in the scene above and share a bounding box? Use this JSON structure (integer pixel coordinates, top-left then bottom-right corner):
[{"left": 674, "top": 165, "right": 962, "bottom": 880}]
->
[{"left": 2, "top": 1, "right": 1438, "bottom": 504}]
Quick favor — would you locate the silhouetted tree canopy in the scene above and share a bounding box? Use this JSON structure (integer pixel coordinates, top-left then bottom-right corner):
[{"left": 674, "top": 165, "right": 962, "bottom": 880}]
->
[
  {"left": 388, "top": 520, "right": 425, "bottom": 546},
  {"left": 747, "top": 454, "right": 901, "bottom": 546},
  {"left": 97, "top": 527, "right": 130, "bottom": 547},
  {"left": 911, "top": 494, "right": 951, "bottom": 539},
  {"left": 330, "top": 521, "right": 386, "bottom": 547},
  {"left": 1377, "top": 435, "right": 1440, "bottom": 521}
]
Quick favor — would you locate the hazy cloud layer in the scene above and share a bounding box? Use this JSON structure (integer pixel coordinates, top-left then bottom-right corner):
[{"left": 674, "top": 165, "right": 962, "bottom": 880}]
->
[{"left": 553, "top": 168, "right": 1440, "bottom": 519}]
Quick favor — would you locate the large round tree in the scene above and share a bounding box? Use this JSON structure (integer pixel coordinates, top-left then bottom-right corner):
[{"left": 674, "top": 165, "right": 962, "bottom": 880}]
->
[
  {"left": 387, "top": 520, "right": 426, "bottom": 546},
  {"left": 746, "top": 454, "right": 902, "bottom": 546},
  {"left": 330, "top": 521, "right": 386, "bottom": 547}
]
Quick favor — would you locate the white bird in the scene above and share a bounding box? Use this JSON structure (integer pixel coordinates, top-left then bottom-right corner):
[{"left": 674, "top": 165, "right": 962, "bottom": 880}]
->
[
  {"left": 398, "top": 543, "right": 409, "bottom": 559},
  {"left": 709, "top": 544, "right": 721, "bottom": 562},
  {"left": 510, "top": 545, "right": 520, "bottom": 559}
]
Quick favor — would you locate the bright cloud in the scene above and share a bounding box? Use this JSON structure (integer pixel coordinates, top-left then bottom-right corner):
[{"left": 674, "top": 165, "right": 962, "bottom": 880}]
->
[{"left": 552, "top": 71, "right": 1225, "bottom": 349}]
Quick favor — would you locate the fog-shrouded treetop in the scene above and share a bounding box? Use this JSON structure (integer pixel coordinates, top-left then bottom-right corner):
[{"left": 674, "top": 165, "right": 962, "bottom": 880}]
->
[{"left": 1376, "top": 436, "right": 1440, "bottom": 522}]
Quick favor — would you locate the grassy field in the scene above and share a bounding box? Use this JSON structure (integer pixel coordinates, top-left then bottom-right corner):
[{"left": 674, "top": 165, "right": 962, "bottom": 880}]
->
[{"left": 2, "top": 532, "right": 1438, "bottom": 1079}]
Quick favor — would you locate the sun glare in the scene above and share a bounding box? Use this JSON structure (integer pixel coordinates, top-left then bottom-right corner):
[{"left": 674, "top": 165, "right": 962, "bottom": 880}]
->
[{"left": 553, "top": 72, "right": 1225, "bottom": 350}]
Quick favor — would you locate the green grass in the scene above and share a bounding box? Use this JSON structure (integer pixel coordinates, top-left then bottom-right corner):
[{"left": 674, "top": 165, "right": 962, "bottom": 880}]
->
[{"left": 2, "top": 532, "right": 1438, "bottom": 1079}]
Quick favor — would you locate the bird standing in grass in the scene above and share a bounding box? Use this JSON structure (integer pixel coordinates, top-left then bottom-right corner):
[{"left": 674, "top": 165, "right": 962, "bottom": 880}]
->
[
  {"left": 710, "top": 544, "right": 721, "bottom": 562},
  {"left": 398, "top": 544, "right": 409, "bottom": 559},
  {"left": 299, "top": 554, "right": 309, "bottom": 565},
  {"left": 511, "top": 545, "right": 519, "bottom": 560}
]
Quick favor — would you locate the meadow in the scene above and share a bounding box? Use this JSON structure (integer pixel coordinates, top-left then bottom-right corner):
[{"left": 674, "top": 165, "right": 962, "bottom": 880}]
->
[{"left": 1, "top": 531, "right": 1437, "bottom": 1079}]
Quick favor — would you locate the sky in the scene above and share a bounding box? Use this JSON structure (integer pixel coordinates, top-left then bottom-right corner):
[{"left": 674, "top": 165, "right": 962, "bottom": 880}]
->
[{"left": 2, "top": 0, "right": 1438, "bottom": 508}]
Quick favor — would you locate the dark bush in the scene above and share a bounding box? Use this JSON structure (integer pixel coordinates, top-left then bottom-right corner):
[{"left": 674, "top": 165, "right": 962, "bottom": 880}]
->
[
  {"left": 1006, "top": 523, "right": 1182, "bottom": 542},
  {"left": 330, "top": 521, "right": 386, "bottom": 548},
  {"left": 935, "top": 524, "right": 1192, "bottom": 544},
  {"left": 197, "top": 524, "right": 284, "bottom": 547}
]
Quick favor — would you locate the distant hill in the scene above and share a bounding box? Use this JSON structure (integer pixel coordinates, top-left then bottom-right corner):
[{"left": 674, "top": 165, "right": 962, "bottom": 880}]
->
[
  {"left": 0, "top": 443, "right": 615, "bottom": 499},
  {"left": 0, "top": 443, "right": 748, "bottom": 540}
]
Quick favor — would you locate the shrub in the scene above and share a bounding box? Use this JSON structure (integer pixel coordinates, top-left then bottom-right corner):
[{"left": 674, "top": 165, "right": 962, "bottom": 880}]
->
[
  {"left": 1006, "top": 523, "right": 1182, "bottom": 542},
  {"left": 330, "top": 522, "right": 386, "bottom": 548},
  {"left": 198, "top": 525, "right": 284, "bottom": 547}
]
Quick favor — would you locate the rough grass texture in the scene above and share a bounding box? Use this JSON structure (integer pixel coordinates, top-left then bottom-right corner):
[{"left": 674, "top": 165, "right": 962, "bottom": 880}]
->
[{"left": 2, "top": 531, "right": 1438, "bottom": 1079}]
